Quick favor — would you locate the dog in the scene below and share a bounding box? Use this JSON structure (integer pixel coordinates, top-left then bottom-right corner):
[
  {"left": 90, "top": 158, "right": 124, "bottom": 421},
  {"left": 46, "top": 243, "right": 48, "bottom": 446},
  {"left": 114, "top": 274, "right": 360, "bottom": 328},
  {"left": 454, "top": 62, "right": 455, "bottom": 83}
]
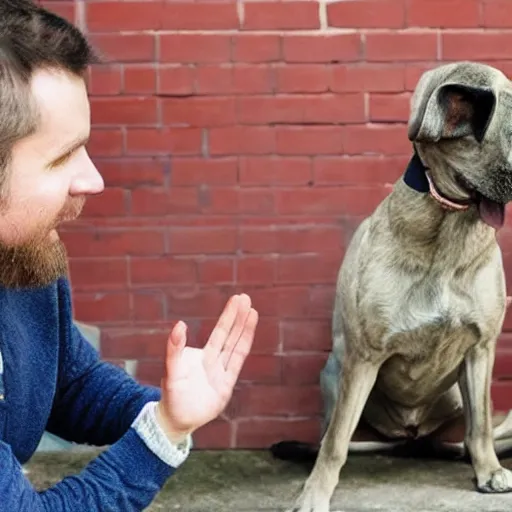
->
[{"left": 272, "top": 61, "right": 512, "bottom": 512}]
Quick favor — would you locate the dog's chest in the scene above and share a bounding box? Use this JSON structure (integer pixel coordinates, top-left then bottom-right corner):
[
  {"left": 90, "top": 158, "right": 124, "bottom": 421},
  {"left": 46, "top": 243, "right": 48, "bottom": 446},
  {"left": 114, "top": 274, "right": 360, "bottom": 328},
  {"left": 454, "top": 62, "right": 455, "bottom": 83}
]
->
[{"left": 385, "top": 280, "right": 470, "bottom": 342}]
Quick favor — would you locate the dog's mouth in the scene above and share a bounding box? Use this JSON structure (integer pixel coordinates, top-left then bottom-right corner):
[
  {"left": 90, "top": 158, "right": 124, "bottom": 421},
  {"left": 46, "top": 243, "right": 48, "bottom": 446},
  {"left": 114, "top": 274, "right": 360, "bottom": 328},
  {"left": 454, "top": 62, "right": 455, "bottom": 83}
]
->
[
  {"left": 426, "top": 171, "right": 505, "bottom": 230},
  {"left": 453, "top": 173, "right": 506, "bottom": 230}
]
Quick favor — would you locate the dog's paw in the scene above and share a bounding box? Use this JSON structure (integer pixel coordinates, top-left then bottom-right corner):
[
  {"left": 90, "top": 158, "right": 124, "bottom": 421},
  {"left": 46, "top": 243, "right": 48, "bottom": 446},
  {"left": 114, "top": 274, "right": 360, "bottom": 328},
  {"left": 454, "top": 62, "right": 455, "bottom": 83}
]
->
[
  {"left": 285, "top": 485, "right": 331, "bottom": 512},
  {"left": 477, "top": 467, "right": 512, "bottom": 493}
]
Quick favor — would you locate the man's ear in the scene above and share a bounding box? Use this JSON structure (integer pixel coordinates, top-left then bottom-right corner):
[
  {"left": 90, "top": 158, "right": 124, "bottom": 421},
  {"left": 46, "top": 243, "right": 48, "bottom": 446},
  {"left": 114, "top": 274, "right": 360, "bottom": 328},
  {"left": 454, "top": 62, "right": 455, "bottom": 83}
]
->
[{"left": 408, "top": 82, "right": 496, "bottom": 144}]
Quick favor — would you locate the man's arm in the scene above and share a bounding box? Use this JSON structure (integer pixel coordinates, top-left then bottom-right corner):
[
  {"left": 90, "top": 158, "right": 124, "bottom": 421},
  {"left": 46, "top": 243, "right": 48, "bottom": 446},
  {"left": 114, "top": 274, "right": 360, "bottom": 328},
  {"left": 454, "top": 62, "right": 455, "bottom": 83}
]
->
[
  {"left": 0, "top": 423, "right": 187, "bottom": 512},
  {"left": 45, "top": 278, "right": 164, "bottom": 447}
]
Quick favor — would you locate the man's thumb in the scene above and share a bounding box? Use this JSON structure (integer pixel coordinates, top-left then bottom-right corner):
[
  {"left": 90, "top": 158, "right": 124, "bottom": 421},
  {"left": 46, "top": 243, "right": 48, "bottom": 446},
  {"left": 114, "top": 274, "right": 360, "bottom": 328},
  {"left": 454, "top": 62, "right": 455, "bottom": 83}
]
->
[{"left": 169, "top": 321, "right": 187, "bottom": 351}]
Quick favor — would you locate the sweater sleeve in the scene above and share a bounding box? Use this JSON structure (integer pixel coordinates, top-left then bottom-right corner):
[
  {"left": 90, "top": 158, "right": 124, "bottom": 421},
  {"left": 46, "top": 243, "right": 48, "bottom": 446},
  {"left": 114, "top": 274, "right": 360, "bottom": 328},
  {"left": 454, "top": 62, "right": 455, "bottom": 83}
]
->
[
  {"left": 46, "top": 278, "right": 162, "bottom": 446},
  {"left": 0, "top": 426, "right": 177, "bottom": 511}
]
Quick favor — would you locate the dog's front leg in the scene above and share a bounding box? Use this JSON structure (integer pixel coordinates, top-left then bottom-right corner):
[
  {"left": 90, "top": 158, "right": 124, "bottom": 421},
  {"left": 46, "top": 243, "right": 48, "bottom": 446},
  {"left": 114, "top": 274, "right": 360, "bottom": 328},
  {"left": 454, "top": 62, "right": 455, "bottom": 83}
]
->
[
  {"left": 459, "top": 341, "right": 512, "bottom": 493},
  {"left": 287, "top": 359, "right": 379, "bottom": 512}
]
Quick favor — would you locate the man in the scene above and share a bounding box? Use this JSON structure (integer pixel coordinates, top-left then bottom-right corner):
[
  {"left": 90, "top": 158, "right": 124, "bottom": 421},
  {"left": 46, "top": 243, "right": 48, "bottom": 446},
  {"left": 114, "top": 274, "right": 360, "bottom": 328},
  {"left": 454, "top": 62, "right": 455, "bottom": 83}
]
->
[{"left": 0, "top": 1, "right": 259, "bottom": 510}]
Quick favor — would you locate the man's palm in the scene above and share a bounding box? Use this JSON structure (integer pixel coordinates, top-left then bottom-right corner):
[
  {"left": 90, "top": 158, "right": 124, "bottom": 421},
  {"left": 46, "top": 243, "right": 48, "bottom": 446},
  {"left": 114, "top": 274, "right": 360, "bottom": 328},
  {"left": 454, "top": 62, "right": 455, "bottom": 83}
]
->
[{"left": 157, "top": 294, "right": 258, "bottom": 437}]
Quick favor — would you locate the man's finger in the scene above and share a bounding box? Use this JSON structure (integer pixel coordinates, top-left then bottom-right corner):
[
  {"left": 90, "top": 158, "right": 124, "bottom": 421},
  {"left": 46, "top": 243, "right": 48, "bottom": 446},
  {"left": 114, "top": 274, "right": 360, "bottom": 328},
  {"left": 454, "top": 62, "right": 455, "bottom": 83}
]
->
[
  {"left": 224, "top": 308, "right": 258, "bottom": 388},
  {"left": 220, "top": 293, "right": 252, "bottom": 368},
  {"left": 203, "top": 295, "right": 240, "bottom": 360},
  {"left": 164, "top": 320, "right": 187, "bottom": 381}
]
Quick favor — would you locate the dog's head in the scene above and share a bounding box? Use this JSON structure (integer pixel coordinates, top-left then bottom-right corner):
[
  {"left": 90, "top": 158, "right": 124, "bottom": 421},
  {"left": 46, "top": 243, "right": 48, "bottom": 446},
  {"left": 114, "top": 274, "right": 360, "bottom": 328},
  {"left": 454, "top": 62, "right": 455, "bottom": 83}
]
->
[{"left": 408, "top": 61, "right": 512, "bottom": 228}]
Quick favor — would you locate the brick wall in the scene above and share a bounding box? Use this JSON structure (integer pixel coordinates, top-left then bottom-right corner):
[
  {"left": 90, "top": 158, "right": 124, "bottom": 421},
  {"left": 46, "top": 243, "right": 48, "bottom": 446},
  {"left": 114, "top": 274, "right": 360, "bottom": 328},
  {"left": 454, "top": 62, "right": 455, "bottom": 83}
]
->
[{"left": 40, "top": 0, "right": 512, "bottom": 449}]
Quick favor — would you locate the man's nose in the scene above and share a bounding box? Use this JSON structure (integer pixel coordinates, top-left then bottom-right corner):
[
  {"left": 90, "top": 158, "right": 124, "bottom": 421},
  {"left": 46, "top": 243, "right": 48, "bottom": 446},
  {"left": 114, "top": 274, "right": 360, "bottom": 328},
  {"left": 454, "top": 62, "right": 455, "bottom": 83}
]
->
[{"left": 69, "top": 156, "right": 105, "bottom": 196}]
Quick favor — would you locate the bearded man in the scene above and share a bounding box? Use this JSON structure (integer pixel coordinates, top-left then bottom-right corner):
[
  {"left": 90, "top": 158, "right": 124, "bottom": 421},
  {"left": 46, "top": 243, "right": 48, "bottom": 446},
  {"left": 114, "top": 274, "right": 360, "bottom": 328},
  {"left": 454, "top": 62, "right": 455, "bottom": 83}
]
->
[{"left": 0, "top": 2, "right": 259, "bottom": 510}]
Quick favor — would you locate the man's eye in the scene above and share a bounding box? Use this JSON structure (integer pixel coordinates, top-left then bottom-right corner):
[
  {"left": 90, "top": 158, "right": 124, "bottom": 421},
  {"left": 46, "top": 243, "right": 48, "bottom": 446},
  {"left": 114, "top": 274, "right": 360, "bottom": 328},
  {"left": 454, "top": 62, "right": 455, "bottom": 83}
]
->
[{"left": 51, "top": 151, "right": 73, "bottom": 168}]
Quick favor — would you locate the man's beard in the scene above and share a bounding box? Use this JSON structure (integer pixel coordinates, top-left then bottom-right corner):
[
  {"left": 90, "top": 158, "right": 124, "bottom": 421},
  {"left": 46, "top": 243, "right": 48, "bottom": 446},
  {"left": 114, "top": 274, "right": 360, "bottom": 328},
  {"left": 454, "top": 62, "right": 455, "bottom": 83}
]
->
[
  {"left": 0, "top": 236, "right": 69, "bottom": 288},
  {"left": 0, "top": 197, "right": 84, "bottom": 289}
]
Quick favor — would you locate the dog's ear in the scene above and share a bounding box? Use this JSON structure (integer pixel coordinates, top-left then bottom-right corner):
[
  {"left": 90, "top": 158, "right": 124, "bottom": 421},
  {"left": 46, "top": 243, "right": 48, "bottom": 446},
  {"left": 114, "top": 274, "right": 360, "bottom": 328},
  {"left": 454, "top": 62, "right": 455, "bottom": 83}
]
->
[{"left": 408, "top": 81, "right": 496, "bottom": 144}]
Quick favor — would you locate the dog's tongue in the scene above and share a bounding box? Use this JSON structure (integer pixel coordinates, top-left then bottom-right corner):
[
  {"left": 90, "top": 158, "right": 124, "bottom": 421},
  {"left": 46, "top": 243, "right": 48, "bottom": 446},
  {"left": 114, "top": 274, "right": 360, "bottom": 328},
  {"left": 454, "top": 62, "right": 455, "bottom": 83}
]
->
[{"left": 477, "top": 197, "right": 506, "bottom": 230}]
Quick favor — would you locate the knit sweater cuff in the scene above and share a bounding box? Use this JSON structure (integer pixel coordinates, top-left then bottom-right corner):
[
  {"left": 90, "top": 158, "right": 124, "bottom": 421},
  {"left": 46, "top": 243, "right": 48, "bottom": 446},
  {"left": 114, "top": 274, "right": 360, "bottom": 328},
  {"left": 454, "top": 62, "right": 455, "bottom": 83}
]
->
[{"left": 132, "top": 401, "right": 191, "bottom": 468}]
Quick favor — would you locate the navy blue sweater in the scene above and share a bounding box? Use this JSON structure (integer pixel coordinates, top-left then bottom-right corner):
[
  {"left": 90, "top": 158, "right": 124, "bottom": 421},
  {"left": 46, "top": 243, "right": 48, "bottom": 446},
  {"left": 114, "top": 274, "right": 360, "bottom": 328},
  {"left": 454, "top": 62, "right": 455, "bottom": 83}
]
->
[{"left": 0, "top": 276, "right": 175, "bottom": 510}]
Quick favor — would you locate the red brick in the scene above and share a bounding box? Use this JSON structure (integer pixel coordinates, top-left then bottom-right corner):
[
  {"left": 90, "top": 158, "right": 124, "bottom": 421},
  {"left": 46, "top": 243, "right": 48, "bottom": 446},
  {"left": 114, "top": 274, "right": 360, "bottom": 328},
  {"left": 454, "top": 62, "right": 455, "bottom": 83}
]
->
[
  {"left": 69, "top": 258, "right": 128, "bottom": 290},
  {"left": 168, "top": 228, "right": 238, "bottom": 255},
  {"left": 158, "top": 66, "right": 195, "bottom": 95},
  {"left": 239, "top": 228, "right": 278, "bottom": 254},
  {"left": 276, "top": 126, "right": 344, "bottom": 155},
  {"left": 125, "top": 128, "right": 202, "bottom": 156},
  {"left": 232, "top": 35, "right": 281, "bottom": 63},
  {"left": 282, "top": 354, "right": 329, "bottom": 385},
  {"left": 40, "top": 1, "right": 76, "bottom": 23},
  {"left": 275, "top": 65, "right": 330, "bottom": 93},
  {"left": 245, "top": 318, "right": 280, "bottom": 354},
  {"left": 492, "top": 381, "right": 512, "bottom": 412},
  {"left": 205, "top": 188, "right": 275, "bottom": 215},
  {"left": 101, "top": 328, "right": 170, "bottom": 359},
  {"left": 283, "top": 34, "right": 362, "bottom": 63},
  {"left": 97, "top": 159, "right": 165, "bottom": 188},
  {"left": 193, "top": 420, "right": 233, "bottom": 449},
  {"left": 133, "top": 291, "right": 165, "bottom": 322},
  {"left": 483, "top": 1, "right": 512, "bottom": 28},
  {"left": 331, "top": 65, "right": 405, "bottom": 93},
  {"left": 88, "top": 66, "right": 122, "bottom": 96},
  {"left": 238, "top": 355, "right": 282, "bottom": 383},
  {"left": 87, "top": 129, "right": 123, "bottom": 157},
  {"left": 236, "top": 418, "right": 320, "bottom": 448},
  {"left": 90, "top": 97, "right": 158, "bottom": 126},
  {"left": 162, "top": 97, "right": 236, "bottom": 127},
  {"left": 242, "top": 1, "right": 320, "bottom": 30},
  {"left": 209, "top": 126, "right": 277, "bottom": 156},
  {"left": 365, "top": 32, "right": 438, "bottom": 61},
  {"left": 87, "top": 2, "right": 163, "bottom": 32},
  {"left": 442, "top": 33, "right": 512, "bottom": 61},
  {"left": 61, "top": 230, "right": 165, "bottom": 257},
  {"left": 239, "top": 157, "right": 312, "bottom": 186},
  {"left": 309, "top": 286, "right": 336, "bottom": 319},
  {"left": 136, "top": 361, "right": 164, "bottom": 387},
  {"left": 194, "top": 65, "right": 232, "bottom": 95},
  {"left": 494, "top": 350, "right": 512, "bottom": 380},
  {"left": 131, "top": 188, "right": 200, "bottom": 216},
  {"left": 313, "top": 156, "right": 407, "bottom": 185},
  {"left": 327, "top": 0, "right": 405, "bottom": 28},
  {"left": 160, "top": 2, "right": 239, "bottom": 30},
  {"left": 237, "top": 256, "right": 277, "bottom": 284},
  {"left": 159, "top": 34, "right": 231, "bottom": 64},
  {"left": 124, "top": 66, "right": 157, "bottom": 95},
  {"left": 369, "top": 93, "right": 411, "bottom": 122},
  {"left": 242, "top": 286, "right": 311, "bottom": 317},
  {"left": 277, "top": 253, "right": 341, "bottom": 284},
  {"left": 170, "top": 158, "right": 238, "bottom": 186},
  {"left": 238, "top": 94, "right": 365, "bottom": 125},
  {"left": 91, "top": 34, "right": 156, "bottom": 63},
  {"left": 166, "top": 287, "right": 232, "bottom": 317},
  {"left": 232, "top": 385, "right": 321, "bottom": 417},
  {"left": 197, "top": 258, "right": 235, "bottom": 284},
  {"left": 275, "top": 226, "right": 342, "bottom": 255},
  {"left": 281, "top": 319, "right": 332, "bottom": 351},
  {"left": 404, "top": 63, "right": 439, "bottom": 91},
  {"left": 81, "top": 188, "right": 126, "bottom": 218},
  {"left": 232, "top": 65, "right": 274, "bottom": 94},
  {"left": 408, "top": 0, "right": 480, "bottom": 28},
  {"left": 73, "top": 292, "right": 131, "bottom": 323},
  {"left": 275, "top": 186, "right": 388, "bottom": 216},
  {"left": 343, "top": 124, "right": 411, "bottom": 155},
  {"left": 130, "top": 257, "right": 197, "bottom": 285}
]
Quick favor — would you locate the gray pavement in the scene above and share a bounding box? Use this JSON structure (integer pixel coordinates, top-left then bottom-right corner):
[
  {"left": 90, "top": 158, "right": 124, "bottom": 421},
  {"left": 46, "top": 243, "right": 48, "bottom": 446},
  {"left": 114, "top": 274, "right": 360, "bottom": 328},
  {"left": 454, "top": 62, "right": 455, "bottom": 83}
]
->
[{"left": 25, "top": 447, "right": 512, "bottom": 511}]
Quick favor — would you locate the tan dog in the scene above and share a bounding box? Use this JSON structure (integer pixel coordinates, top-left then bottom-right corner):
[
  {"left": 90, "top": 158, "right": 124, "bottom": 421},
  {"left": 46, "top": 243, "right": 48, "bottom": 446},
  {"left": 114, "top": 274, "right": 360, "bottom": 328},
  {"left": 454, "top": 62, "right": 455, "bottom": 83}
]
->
[{"left": 273, "top": 61, "right": 512, "bottom": 512}]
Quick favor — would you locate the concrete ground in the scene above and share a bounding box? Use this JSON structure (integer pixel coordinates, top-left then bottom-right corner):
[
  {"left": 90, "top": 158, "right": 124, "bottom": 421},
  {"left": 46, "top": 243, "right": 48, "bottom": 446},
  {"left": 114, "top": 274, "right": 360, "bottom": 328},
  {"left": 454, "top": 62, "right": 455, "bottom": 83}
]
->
[{"left": 26, "top": 447, "right": 512, "bottom": 511}]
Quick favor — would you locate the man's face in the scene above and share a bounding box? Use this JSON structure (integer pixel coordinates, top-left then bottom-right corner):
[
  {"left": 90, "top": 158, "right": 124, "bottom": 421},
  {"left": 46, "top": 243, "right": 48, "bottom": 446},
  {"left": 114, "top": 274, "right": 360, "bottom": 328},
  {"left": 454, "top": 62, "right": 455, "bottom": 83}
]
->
[{"left": 0, "top": 67, "right": 104, "bottom": 288}]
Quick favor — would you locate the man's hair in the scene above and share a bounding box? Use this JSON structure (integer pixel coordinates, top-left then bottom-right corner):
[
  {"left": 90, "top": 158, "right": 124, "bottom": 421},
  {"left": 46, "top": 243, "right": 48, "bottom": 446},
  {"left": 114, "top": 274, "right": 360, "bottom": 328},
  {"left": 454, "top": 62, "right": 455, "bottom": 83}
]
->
[{"left": 0, "top": 0, "right": 98, "bottom": 186}]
